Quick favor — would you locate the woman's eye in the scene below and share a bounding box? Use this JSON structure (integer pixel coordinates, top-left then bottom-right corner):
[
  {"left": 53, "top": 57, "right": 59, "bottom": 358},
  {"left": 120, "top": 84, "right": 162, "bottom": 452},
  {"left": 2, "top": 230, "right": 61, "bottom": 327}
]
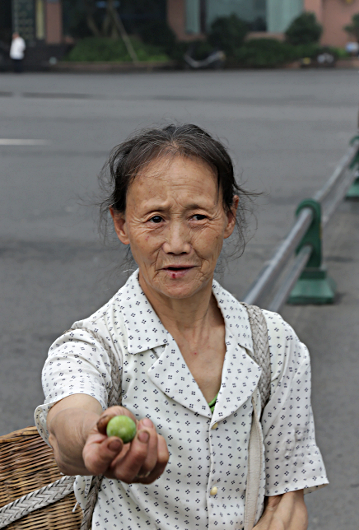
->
[
  {"left": 192, "top": 214, "right": 207, "bottom": 221},
  {"left": 149, "top": 216, "right": 163, "bottom": 224}
]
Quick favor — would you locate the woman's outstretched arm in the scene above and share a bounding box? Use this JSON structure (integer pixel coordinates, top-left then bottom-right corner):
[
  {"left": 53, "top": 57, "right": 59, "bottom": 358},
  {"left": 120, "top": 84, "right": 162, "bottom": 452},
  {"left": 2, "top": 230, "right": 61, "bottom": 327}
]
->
[{"left": 47, "top": 393, "right": 169, "bottom": 483}]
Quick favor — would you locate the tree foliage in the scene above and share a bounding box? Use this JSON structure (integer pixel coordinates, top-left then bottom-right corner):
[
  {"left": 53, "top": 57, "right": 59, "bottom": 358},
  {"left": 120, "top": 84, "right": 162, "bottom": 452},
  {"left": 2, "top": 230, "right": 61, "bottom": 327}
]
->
[
  {"left": 139, "top": 20, "right": 176, "bottom": 53},
  {"left": 344, "top": 14, "right": 359, "bottom": 42},
  {"left": 285, "top": 12, "right": 322, "bottom": 46},
  {"left": 82, "top": 0, "right": 123, "bottom": 39},
  {"left": 208, "top": 14, "right": 249, "bottom": 57},
  {"left": 235, "top": 39, "right": 295, "bottom": 67}
]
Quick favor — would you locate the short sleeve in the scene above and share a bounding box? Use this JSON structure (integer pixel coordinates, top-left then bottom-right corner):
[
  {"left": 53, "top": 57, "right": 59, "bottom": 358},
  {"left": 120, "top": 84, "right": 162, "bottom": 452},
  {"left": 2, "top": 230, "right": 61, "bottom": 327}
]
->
[
  {"left": 34, "top": 326, "right": 121, "bottom": 445},
  {"left": 261, "top": 311, "right": 329, "bottom": 496}
]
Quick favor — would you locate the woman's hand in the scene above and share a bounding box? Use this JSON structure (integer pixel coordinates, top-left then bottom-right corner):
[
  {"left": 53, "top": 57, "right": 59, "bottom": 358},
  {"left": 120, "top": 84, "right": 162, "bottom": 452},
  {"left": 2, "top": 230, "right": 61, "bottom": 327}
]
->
[
  {"left": 253, "top": 491, "right": 308, "bottom": 530},
  {"left": 82, "top": 406, "right": 169, "bottom": 484},
  {"left": 47, "top": 394, "right": 169, "bottom": 483}
]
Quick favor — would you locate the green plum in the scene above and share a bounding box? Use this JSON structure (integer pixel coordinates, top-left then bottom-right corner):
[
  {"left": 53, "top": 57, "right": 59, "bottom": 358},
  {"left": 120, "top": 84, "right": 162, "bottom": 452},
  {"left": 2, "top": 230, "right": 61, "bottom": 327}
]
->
[{"left": 106, "top": 415, "right": 137, "bottom": 444}]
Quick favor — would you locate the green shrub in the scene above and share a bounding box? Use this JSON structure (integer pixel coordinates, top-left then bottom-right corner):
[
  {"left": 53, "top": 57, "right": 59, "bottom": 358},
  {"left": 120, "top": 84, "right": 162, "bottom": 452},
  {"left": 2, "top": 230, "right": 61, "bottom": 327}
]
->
[
  {"left": 234, "top": 39, "right": 295, "bottom": 67},
  {"left": 344, "top": 13, "right": 359, "bottom": 42},
  {"left": 291, "top": 43, "right": 320, "bottom": 59},
  {"left": 138, "top": 20, "right": 188, "bottom": 61},
  {"left": 291, "top": 44, "right": 345, "bottom": 61},
  {"left": 208, "top": 14, "right": 249, "bottom": 57},
  {"left": 233, "top": 40, "right": 344, "bottom": 68},
  {"left": 139, "top": 20, "right": 176, "bottom": 54},
  {"left": 333, "top": 47, "right": 350, "bottom": 59},
  {"left": 168, "top": 41, "right": 188, "bottom": 62},
  {"left": 185, "top": 40, "right": 215, "bottom": 60},
  {"left": 285, "top": 13, "right": 322, "bottom": 46},
  {"left": 64, "top": 37, "right": 169, "bottom": 62}
]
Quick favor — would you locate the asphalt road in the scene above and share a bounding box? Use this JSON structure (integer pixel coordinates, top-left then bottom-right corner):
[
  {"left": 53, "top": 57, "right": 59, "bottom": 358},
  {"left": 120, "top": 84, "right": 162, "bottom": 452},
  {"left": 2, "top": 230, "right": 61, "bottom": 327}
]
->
[{"left": 0, "top": 69, "right": 358, "bottom": 529}]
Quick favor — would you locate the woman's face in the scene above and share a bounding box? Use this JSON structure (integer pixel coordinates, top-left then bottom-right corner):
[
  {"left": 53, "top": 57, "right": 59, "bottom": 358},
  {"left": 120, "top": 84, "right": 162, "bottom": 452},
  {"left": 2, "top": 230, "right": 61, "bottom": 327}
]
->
[{"left": 111, "top": 155, "right": 238, "bottom": 301}]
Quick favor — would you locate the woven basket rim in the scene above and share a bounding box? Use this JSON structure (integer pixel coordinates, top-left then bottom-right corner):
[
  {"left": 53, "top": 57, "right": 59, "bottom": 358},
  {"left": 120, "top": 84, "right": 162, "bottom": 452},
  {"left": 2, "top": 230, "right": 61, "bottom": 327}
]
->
[{"left": 0, "top": 425, "right": 39, "bottom": 444}]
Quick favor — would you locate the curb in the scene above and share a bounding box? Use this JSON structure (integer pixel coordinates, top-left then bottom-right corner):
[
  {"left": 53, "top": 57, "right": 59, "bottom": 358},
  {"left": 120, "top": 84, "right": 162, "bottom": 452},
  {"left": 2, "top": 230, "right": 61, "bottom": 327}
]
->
[
  {"left": 336, "top": 58, "right": 359, "bottom": 68},
  {"left": 50, "top": 61, "right": 176, "bottom": 73}
]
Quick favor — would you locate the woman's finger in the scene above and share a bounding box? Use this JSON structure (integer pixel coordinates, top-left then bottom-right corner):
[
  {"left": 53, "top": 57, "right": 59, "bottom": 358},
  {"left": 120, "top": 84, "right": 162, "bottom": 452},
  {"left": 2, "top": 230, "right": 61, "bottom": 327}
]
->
[
  {"left": 134, "top": 418, "right": 158, "bottom": 477},
  {"left": 83, "top": 433, "right": 124, "bottom": 476},
  {"left": 134, "top": 434, "right": 169, "bottom": 484},
  {"left": 108, "top": 428, "right": 151, "bottom": 482}
]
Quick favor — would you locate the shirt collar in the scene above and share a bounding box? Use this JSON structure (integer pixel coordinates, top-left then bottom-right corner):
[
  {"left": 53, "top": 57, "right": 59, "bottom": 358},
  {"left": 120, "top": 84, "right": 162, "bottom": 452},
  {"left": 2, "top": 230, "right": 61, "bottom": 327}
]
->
[{"left": 119, "top": 269, "right": 253, "bottom": 355}]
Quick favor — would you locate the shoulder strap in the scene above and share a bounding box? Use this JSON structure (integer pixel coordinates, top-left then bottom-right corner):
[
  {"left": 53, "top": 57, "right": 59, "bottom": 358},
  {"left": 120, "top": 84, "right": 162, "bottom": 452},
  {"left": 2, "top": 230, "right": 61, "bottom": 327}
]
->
[
  {"left": 240, "top": 303, "right": 271, "bottom": 410},
  {"left": 240, "top": 303, "right": 271, "bottom": 530}
]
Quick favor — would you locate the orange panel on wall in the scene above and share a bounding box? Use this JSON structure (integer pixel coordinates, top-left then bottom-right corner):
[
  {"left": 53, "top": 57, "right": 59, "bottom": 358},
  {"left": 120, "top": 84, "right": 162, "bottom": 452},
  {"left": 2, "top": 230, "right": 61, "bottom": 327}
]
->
[
  {"left": 46, "top": 0, "right": 62, "bottom": 44},
  {"left": 321, "top": 0, "right": 359, "bottom": 47},
  {"left": 305, "top": 0, "right": 359, "bottom": 47}
]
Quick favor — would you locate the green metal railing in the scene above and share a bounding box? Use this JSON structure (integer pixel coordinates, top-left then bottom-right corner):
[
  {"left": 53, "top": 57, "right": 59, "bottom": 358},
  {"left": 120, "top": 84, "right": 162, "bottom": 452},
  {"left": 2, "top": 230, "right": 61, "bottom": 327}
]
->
[{"left": 243, "top": 136, "right": 359, "bottom": 312}]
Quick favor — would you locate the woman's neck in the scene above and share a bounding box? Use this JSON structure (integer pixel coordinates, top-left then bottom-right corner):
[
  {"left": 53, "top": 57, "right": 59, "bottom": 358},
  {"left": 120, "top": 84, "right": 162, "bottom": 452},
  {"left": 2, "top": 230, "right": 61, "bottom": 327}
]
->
[
  {"left": 138, "top": 272, "right": 221, "bottom": 341},
  {"left": 138, "top": 271, "right": 226, "bottom": 402}
]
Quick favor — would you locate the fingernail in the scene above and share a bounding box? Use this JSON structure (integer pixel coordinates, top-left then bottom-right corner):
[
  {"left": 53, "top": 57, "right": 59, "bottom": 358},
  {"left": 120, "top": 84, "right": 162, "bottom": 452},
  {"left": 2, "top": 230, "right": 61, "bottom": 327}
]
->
[
  {"left": 108, "top": 439, "right": 122, "bottom": 451},
  {"left": 137, "top": 470, "right": 151, "bottom": 478},
  {"left": 142, "top": 418, "right": 153, "bottom": 428},
  {"left": 138, "top": 430, "right": 149, "bottom": 444},
  {"left": 97, "top": 415, "right": 108, "bottom": 429}
]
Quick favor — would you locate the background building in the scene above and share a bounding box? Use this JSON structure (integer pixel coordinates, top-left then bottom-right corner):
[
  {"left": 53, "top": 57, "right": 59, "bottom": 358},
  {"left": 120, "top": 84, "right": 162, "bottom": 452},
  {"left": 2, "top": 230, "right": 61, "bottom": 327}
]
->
[
  {"left": 1, "top": 0, "right": 63, "bottom": 45},
  {"left": 305, "top": 0, "right": 359, "bottom": 47},
  {"left": 0, "top": 0, "right": 64, "bottom": 69},
  {"left": 167, "top": 0, "right": 359, "bottom": 47},
  {"left": 2, "top": 0, "right": 359, "bottom": 68}
]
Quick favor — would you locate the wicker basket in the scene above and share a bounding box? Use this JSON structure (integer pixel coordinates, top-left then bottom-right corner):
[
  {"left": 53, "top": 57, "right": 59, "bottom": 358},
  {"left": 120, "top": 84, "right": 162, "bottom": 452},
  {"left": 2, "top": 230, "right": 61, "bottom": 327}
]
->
[{"left": 0, "top": 426, "right": 82, "bottom": 529}]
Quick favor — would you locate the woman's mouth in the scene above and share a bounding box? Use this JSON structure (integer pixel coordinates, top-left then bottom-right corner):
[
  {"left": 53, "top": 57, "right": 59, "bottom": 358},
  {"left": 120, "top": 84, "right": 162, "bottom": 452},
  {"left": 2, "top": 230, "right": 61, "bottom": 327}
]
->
[{"left": 162, "top": 266, "right": 195, "bottom": 279}]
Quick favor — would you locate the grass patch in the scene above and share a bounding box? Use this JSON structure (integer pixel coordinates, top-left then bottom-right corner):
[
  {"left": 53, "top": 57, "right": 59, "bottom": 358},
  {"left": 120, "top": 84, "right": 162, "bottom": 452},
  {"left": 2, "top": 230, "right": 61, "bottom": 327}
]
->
[{"left": 64, "top": 37, "right": 170, "bottom": 62}]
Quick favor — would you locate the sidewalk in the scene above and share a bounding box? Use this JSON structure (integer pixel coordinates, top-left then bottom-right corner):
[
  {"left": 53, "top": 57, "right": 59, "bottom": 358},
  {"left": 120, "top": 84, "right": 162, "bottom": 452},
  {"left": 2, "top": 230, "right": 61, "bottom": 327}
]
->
[{"left": 282, "top": 199, "right": 359, "bottom": 529}]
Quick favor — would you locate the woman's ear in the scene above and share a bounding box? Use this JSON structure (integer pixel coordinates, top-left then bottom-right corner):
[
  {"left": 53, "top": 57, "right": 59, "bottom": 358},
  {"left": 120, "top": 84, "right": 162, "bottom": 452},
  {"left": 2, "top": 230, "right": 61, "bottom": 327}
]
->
[
  {"left": 223, "top": 195, "right": 239, "bottom": 239},
  {"left": 109, "top": 207, "right": 130, "bottom": 245}
]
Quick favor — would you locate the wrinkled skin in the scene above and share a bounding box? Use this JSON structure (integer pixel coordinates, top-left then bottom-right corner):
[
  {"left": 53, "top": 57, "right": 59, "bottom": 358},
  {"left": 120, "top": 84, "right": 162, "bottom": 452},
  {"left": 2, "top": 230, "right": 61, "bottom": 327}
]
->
[
  {"left": 48, "top": 395, "right": 169, "bottom": 484},
  {"left": 111, "top": 154, "right": 238, "bottom": 305},
  {"left": 253, "top": 491, "right": 308, "bottom": 530}
]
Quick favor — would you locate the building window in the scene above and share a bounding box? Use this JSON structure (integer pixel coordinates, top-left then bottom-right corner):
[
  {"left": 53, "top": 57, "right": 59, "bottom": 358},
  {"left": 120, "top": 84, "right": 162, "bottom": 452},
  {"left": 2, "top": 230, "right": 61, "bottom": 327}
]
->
[
  {"left": 35, "top": 0, "right": 45, "bottom": 40},
  {"left": 206, "top": 0, "right": 267, "bottom": 32},
  {"left": 185, "top": 0, "right": 201, "bottom": 34},
  {"left": 12, "top": 0, "right": 35, "bottom": 42},
  {"left": 266, "top": 0, "right": 302, "bottom": 33}
]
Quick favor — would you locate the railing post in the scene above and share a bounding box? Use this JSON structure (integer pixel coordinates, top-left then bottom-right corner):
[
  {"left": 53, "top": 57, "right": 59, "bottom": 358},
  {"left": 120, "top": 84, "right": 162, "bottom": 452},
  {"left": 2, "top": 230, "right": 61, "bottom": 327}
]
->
[
  {"left": 346, "top": 170, "right": 359, "bottom": 199},
  {"left": 346, "top": 135, "right": 359, "bottom": 199},
  {"left": 288, "top": 199, "right": 336, "bottom": 304}
]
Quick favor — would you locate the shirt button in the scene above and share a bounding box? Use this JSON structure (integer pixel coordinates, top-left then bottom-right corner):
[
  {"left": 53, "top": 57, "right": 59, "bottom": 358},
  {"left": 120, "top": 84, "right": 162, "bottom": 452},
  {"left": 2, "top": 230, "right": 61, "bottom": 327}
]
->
[
  {"left": 210, "top": 486, "right": 218, "bottom": 496},
  {"left": 211, "top": 422, "right": 218, "bottom": 430}
]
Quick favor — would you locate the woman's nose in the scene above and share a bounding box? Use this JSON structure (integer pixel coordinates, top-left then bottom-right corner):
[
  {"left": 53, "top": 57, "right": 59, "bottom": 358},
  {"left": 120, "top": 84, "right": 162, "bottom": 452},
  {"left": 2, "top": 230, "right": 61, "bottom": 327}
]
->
[{"left": 162, "top": 222, "right": 191, "bottom": 255}]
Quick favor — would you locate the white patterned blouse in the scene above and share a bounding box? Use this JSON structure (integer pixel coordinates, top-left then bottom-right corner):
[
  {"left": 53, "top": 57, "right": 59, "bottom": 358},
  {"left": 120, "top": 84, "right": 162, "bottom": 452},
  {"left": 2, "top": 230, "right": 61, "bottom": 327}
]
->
[{"left": 35, "top": 270, "right": 328, "bottom": 530}]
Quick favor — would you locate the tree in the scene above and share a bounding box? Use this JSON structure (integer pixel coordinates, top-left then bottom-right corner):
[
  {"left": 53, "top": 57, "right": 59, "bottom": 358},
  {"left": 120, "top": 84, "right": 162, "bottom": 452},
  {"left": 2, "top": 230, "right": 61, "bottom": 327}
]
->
[
  {"left": 82, "top": 0, "right": 138, "bottom": 62},
  {"left": 344, "top": 14, "right": 359, "bottom": 42},
  {"left": 208, "top": 14, "right": 248, "bottom": 57},
  {"left": 285, "top": 12, "right": 322, "bottom": 46}
]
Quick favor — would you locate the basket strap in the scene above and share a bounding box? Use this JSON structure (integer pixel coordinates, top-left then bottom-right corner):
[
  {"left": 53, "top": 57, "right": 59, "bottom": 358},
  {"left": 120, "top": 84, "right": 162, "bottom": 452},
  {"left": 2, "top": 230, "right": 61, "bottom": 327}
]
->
[
  {"left": 243, "top": 396, "right": 263, "bottom": 530},
  {"left": 240, "top": 303, "right": 271, "bottom": 530},
  {"left": 0, "top": 475, "right": 75, "bottom": 529},
  {"left": 80, "top": 475, "right": 102, "bottom": 530},
  {"left": 81, "top": 330, "right": 123, "bottom": 530},
  {"left": 240, "top": 302, "right": 271, "bottom": 410}
]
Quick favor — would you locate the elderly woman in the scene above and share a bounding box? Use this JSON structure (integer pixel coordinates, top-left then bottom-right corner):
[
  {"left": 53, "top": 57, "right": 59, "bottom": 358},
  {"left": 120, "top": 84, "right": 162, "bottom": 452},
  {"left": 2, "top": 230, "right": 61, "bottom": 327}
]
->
[{"left": 35, "top": 124, "right": 328, "bottom": 530}]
